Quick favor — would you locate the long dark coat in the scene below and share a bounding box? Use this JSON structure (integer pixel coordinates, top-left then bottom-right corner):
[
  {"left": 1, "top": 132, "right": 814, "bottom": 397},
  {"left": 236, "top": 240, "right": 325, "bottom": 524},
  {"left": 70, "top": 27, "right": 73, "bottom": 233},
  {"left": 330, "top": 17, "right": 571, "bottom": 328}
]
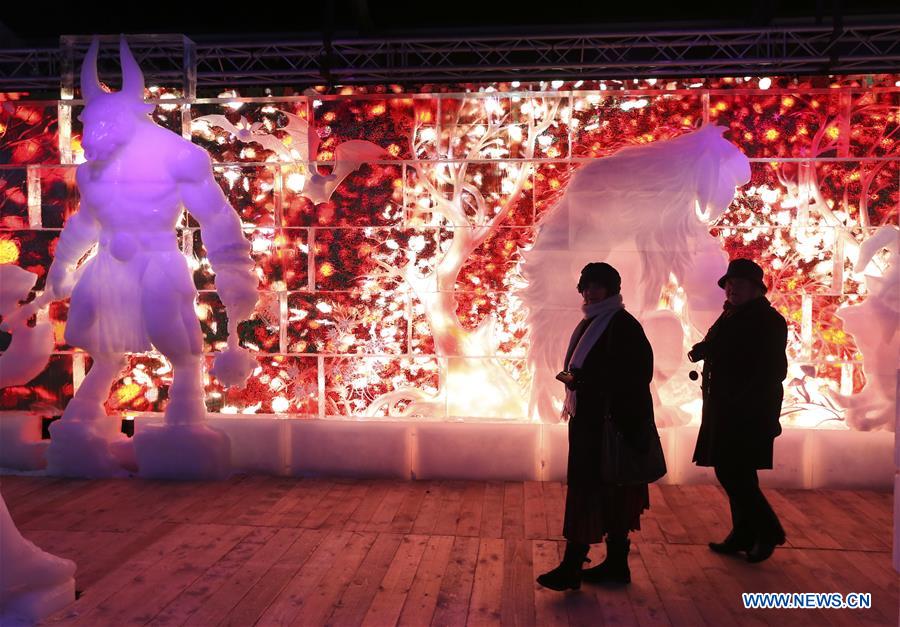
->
[
  {"left": 692, "top": 296, "right": 788, "bottom": 469},
  {"left": 567, "top": 308, "right": 655, "bottom": 485}
]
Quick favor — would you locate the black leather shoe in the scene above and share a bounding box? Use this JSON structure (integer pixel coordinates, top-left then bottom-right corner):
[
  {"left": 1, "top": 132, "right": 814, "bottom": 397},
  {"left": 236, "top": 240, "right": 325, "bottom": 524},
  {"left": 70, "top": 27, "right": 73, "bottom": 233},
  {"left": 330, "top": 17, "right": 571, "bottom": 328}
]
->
[
  {"left": 708, "top": 535, "right": 752, "bottom": 555},
  {"left": 746, "top": 539, "right": 781, "bottom": 563}
]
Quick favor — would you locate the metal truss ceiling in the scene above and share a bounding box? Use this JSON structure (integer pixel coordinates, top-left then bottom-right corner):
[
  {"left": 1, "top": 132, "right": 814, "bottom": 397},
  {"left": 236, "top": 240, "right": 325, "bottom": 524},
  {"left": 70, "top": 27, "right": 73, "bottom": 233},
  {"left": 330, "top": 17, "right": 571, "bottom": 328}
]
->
[{"left": 1, "top": 23, "right": 899, "bottom": 91}]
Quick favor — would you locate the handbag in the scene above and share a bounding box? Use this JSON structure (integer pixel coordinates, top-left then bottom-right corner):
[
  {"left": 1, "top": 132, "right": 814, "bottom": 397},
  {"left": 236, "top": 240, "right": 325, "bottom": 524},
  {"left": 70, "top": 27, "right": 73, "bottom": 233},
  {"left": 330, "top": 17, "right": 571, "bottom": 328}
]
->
[{"left": 599, "top": 407, "right": 667, "bottom": 485}]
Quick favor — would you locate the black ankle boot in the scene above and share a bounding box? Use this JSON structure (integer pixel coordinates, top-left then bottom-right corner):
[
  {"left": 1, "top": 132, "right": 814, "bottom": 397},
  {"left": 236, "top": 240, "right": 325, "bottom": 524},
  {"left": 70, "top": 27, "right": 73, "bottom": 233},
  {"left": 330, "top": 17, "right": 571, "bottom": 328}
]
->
[
  {"left": 537, "top": 542, "right": 589, "bottom": 591},
  {"left": 746, "top": 535, "right": 786, "bottom": 563},
  {"left": 709, "top": 531, "right": 753, "bottom": 555},
  {"left": 582, "top": 536, "right": 631, "bottom": 584}
]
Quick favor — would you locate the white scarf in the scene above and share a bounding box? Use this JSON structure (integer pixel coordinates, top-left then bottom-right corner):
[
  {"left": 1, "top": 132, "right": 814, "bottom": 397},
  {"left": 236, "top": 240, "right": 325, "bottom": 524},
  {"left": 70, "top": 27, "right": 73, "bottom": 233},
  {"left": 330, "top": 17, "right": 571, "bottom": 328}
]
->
[{"left": 562, "top": 294, "right": 625, "bottom": 420}]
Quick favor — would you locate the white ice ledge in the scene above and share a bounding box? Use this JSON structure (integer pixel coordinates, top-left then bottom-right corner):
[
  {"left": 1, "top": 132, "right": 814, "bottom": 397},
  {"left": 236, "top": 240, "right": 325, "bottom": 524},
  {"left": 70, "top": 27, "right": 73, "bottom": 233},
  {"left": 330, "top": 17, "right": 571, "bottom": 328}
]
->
[{"left": 3, "top": 412, "right": 891, "bottom": 490}]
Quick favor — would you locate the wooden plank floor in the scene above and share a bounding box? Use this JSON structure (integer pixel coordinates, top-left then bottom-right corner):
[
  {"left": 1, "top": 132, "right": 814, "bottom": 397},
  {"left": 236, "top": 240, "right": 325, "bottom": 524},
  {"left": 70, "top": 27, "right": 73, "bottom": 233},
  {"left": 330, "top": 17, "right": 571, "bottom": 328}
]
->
[{"left": 2, "top": 475, "right": 895, "bottom": 626}]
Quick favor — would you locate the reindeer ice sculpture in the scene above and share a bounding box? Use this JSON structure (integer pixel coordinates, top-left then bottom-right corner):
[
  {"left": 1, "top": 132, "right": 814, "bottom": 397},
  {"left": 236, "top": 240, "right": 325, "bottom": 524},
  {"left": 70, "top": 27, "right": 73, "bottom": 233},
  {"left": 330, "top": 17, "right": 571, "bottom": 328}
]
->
[
  {"left": 522, "top": 125, "right": 751, "bottom": 424},
  {"left": 30, "top": 39, "right": 258, "bottom": 478}
]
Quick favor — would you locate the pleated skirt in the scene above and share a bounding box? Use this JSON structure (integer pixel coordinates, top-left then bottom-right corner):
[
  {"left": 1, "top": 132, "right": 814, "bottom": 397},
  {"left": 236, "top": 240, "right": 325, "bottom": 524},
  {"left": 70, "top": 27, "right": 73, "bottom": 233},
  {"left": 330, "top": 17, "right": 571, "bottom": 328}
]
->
[{"left": 562, "top": 410, "right": 650, "bottom": 544}]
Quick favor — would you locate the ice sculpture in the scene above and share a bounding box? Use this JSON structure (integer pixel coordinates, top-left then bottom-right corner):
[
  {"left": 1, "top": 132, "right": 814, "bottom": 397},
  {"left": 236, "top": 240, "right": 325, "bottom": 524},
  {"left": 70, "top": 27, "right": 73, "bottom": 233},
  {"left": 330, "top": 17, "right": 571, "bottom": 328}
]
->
[
  {"left": 835, "top": 226, "right": 899, "bottom": 431},
  {"left": 192, "top": 110, "right": 313, "bottom": 163},
  {"left": 300, "top": 140, "right": 389, "bottom": 204},
  {"left": 192, "top": 111, "right": 386, "bottom": 204},
  {"left": 523, "top": 125, "right": 751, "bottom": 424},
  {"left": 354, "top": 97, "right": 564, "bottom": 419},
  {"left": 0, "top": 492, "right": 76, "bottom": 624},
  {"left": 13, "top": 38, "right": 258, "bottom": 478},
  {"left": 0, "top": 265, "right": 54, "bottom": 390},
  {"left": 0, "top": 265, "right": 55, "bottom": 470}
]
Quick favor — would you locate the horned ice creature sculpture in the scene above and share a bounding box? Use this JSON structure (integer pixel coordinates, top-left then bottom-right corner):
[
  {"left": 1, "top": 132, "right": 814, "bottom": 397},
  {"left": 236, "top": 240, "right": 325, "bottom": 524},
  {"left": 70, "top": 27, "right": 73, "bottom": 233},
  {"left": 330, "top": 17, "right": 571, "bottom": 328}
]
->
[{"left": 18, "top": 38, "right": 257, "bottom": 478}]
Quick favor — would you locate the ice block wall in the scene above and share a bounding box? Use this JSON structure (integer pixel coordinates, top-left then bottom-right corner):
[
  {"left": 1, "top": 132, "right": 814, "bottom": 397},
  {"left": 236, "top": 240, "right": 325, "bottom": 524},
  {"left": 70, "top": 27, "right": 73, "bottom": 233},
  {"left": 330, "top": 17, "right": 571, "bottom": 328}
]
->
[{"left": 1, "top": 42, "right": 896, "bottom": 488}]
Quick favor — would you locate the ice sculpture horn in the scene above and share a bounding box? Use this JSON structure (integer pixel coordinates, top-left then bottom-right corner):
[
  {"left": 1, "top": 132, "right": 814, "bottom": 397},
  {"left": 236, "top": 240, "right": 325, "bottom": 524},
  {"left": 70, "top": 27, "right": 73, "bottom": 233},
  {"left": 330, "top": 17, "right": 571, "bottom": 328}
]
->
[
  {"left": 119, "top": 36, "right": 145, "bottom": 100},
  {"left": 80, "top": 38, "right": 104, "bottom": 102}
]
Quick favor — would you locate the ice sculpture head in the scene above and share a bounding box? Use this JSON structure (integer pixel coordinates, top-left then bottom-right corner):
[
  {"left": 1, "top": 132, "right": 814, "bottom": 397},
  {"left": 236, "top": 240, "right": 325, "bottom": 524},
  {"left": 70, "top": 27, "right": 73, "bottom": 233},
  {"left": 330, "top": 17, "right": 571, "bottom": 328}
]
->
[
  {"left": 693, "top": 125, "right": 752, "bottom": 222},
  {"left": 522, "top": 124, "right": 751, "bottom": 311},
  {"left": 79, "top": 38, "right": 155, "bottom": 162}
]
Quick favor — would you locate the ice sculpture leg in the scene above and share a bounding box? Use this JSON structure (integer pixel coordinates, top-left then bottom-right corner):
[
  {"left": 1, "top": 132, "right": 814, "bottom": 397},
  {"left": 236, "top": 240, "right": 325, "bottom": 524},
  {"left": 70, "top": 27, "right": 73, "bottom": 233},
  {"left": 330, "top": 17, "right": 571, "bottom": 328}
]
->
[
  {"left": 835, "top": 301, "right": 899, "bottom": 430},
  {"left": 132, "top": 272, "right": 230, "bottom": 480},
  {"left": 642, "top": 310, "right": 690, "bottom": 426},
  {"left": 0, "top": 321, "right": 54, "bottom": 469},
  {"left": 132, "top": 354, "right": 231, "bottom": 480},
  {"left": 681, "top": 245, "right": 730, "bottom": 335},
  {"left": 652, "top": 244, "right": 730, "bottom": 426},
  {"left": 46, "top": 354, "right": 130, "bottom": 478},
  {"left": 165, "top": 356, "right": 207, "bottom": 424},
  {"left": 0, "top": 492, "right": 75, "bottom": 624}
]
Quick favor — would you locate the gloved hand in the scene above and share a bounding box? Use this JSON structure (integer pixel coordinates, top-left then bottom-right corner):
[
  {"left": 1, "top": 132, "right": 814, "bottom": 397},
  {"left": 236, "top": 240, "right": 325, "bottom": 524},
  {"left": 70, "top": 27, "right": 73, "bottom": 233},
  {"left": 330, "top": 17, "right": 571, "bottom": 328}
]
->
[{"left": 688, "top": 341, "right": 708, "bottom": 363}]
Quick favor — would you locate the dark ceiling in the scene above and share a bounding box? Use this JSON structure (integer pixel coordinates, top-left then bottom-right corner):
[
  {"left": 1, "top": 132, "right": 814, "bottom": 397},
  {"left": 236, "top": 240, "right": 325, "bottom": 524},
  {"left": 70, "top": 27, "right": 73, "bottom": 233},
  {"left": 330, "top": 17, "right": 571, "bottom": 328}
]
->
[{"left": 2, "top": 0, "right": 899, "bottom": 48}]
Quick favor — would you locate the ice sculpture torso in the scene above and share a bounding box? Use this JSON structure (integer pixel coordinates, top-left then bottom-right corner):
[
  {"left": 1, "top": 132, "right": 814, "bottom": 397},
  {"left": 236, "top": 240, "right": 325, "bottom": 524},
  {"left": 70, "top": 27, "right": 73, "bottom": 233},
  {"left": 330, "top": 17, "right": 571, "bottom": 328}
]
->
[
  {"left": 80, "top": 148, "right": 182, "bottom": 229},
  {"left": 69, "top": 130, "right": 204, "bottom": 354}
]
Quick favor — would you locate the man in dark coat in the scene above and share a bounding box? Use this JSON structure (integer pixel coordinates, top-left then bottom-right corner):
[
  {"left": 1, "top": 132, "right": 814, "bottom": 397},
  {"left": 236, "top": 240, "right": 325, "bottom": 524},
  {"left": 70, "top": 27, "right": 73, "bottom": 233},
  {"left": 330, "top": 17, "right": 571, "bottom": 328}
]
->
[{"left": 690, "top": 258, "right": 788, "bottom": 563}]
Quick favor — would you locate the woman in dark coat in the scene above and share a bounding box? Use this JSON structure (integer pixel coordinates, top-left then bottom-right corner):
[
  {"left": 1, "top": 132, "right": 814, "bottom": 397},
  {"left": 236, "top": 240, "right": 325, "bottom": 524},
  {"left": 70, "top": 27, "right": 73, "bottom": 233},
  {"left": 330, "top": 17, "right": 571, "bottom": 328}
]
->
[
  {"left": 537, "top": 262, "right": 656, "bottom": 591},
  {"left": 690, "top": 258, "right": 788, "bottom": 563}
]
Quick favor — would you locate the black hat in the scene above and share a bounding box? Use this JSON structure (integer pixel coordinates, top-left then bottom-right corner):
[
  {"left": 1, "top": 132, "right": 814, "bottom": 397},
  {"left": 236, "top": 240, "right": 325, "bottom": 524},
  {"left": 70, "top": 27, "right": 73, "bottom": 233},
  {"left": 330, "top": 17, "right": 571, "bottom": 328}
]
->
[
  {"left": 578, "top": 262, "right": 621, "bottom": 295},
  {"left": 717, "top": 258, "right": 767, "bottom": 292}
]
